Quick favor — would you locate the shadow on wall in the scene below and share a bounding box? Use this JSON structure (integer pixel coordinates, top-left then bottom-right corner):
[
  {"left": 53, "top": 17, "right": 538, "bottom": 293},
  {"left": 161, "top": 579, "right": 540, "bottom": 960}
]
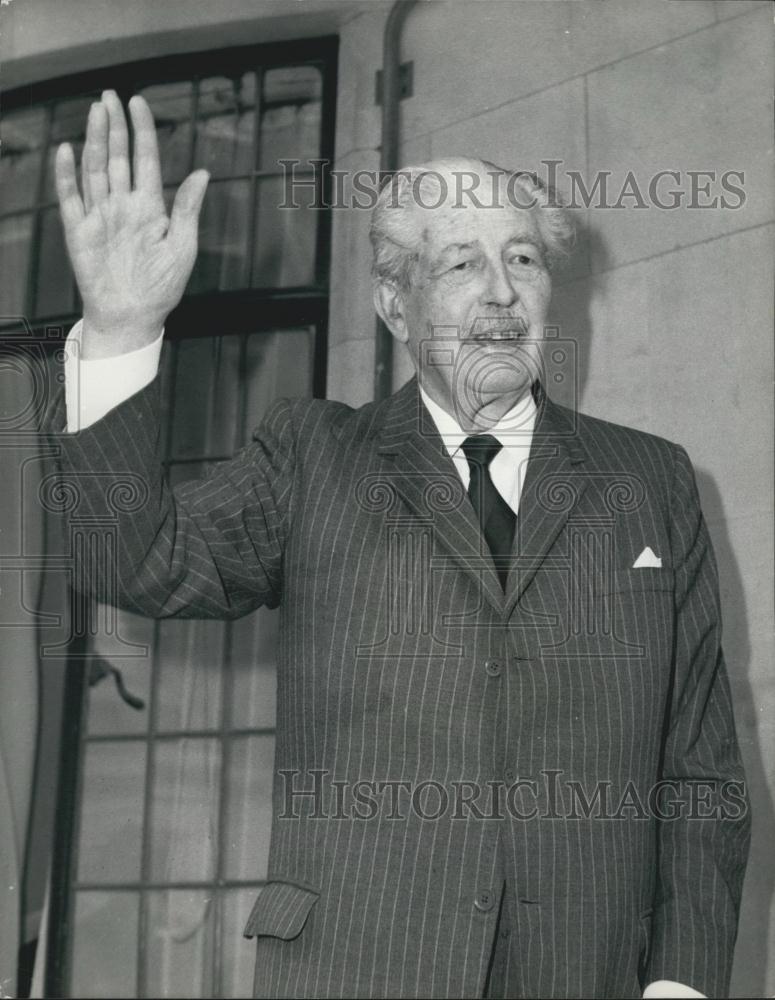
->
[
  {"left": 548, "top": 213, "right": 771, "bottom": 997},
  {"left": 695, "top": 468, "right": 773, "bottom": 1000},
  {"left": 357, "top": 182, "right": 771, "bottom": 987},
  {"left": 544, "top": 215, "right": 610, "bottom": 409}
]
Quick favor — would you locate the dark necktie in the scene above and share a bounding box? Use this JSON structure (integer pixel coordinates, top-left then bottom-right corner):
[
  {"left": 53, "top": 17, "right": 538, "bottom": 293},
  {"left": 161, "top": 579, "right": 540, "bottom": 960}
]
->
[{"left": 461, "top": 434, "right": 516, "bottom": 590}]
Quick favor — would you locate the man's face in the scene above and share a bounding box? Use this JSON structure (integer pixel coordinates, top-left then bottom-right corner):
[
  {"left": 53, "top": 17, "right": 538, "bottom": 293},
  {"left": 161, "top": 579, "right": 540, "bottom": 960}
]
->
[{"left": 393, "top": 176, "right": 552, "bottom": 426}]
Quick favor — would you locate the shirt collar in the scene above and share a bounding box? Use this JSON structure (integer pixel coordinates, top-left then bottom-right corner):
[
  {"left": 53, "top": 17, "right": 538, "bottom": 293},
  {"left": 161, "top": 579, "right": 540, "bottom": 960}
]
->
[{"left": 418, "top": 382, "right": 537, "bottom": 460}]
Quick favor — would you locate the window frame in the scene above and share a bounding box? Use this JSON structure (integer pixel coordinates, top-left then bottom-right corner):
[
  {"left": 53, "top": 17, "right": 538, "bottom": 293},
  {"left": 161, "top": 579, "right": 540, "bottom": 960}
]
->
[
  {"left": 1, "top": 35, "right": 338, "bottom": 403},
  {"left": 1, "top": 34, "right": 339, "bottom": 997}
]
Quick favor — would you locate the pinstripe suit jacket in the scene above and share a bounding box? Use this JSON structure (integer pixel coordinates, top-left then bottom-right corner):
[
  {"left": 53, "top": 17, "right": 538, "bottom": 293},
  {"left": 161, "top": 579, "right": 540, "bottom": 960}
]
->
[{"left": 48, "top": 374, "right": 750, "bottom": 999}]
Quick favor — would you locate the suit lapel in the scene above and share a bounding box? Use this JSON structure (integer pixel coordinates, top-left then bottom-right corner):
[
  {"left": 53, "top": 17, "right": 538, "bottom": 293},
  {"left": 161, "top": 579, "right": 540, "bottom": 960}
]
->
[
  {"left": 374, "top": 378, "right": 588, "bottom": 619},
  {"left": 375, "top": 377, "right": 505, "bottom": 615},
  {"left": 503, "top": 387, "right": 588, "bottom": 618}
]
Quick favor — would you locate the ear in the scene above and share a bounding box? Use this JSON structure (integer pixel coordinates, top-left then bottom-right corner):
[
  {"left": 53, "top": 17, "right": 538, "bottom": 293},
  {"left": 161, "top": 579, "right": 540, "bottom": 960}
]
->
[{"left": 373, "top": 279, "right": 409, "bottom": 343}]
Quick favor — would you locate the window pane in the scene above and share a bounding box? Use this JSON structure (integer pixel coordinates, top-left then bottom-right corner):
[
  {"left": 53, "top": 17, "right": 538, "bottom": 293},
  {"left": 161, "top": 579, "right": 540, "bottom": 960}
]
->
[
  {"left": 51, "top": 95, "right": 93, "bottom": 142},
  {"left": 259, "top": 101, "right": 322, "bottom": 173},
  {"left": 146, "top": 889, "right": 216, "bottom": 998},
  {"left": 263, "top": 65, "right": 322, "bottom": 104},
  {"left": 0, "top": 215, "right": 33, "bottom": 315},
  {"left": 141, "top": 81, "right": 194, "bottom": 185},
  {"left": 230, "top": 607, "right": 277, "bottom": 730},
  {"left": 71, "top": 891, "right": 139, "bottom": 999},
  {"left": 158, "top": 337, "right": 178, "bottom": 430},
  {"left": 77, "top": 741, "right": 146, "bottom": 883},
  {"left": 188, "top": 179, "right": 250, "bottom": 293},
  {"left": 0, "top": 106, "right": 47, "bottom": 212},
  {"left": 223, "top": 734, "right": 274, "bottom": 880},
  {"left": 241, "top": 328, "right": 315, "bottom": 439},
  {"left": 219, "top": 888, "right": 260, "bottom": 998},
  {"left": 155, "top": 618, "right": 224, "bottom": 732},
  {"left": 195, "top": 73, "right": 256, "bottom": 178},
  {"left": 150, "top": 738, "right": 221, "bottom": 882},
  {"left": 251, "top": 176, "right": 317, "bottom": 287},
  {"left": 44, "top": 95, "right": 95, "bottom": 201},
  {"left": 259, "top": 66, "right": 321, "bottom": 173},
  {"left": 167, "top": 459, "right": 210, "bottom": 490},
  {"left": 0, "top": 325, "right": 44, "bottom": 431},
  {"left": 86, "top": 609, "right": 154, "bottom": 736},
  {"left": 35, "top": 206, "right": 76, "bottom": 317},
  {"left": 168, "top": 334, "right": 242, "bottom": 459}
]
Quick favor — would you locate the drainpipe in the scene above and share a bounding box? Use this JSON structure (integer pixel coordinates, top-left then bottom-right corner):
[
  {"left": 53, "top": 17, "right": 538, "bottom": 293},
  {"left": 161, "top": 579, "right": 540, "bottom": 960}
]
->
[{"left": 373, "top": 0, "right": 417, "bottom": 401}]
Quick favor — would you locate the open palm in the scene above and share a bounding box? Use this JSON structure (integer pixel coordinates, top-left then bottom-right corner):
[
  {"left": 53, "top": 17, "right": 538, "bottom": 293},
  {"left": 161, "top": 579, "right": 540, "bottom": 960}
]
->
[{"left": 55, "top": 90, "right": 209, "bottom": 357}]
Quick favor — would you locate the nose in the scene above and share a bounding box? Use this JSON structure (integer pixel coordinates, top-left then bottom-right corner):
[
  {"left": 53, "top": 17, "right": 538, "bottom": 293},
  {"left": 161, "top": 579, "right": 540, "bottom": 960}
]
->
[{"left": 482, "top": 258, "right": 518, "bottom": 308}]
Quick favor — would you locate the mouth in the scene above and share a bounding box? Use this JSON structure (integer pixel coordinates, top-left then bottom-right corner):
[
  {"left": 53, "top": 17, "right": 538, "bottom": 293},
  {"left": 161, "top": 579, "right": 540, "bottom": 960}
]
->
[
  {"left": 466, "top": 317, "right": 530, "bottom": 341},
  {"left": 468, "top": 330, "right": 528, "bottom": 341}
]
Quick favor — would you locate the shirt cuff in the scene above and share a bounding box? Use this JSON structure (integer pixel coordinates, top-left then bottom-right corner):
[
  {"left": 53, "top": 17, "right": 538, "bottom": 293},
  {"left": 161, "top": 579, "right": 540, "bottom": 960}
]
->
[
  {"left": 64, "top": 320, "right": 164, "bottom": 432},
  {"left": 643, "top": 981, "right": 706, "bottom": 998}
]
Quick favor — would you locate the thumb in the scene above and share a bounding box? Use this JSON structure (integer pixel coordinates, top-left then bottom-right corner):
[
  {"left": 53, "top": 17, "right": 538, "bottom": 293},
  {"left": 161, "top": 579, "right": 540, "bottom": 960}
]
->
[{"left": 168, "top": 169, "right": 209, "bottom": 251}]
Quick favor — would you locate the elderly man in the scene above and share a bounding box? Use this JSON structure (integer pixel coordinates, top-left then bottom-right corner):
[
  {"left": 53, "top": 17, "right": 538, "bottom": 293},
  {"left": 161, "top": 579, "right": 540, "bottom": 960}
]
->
[{"left": 51, "top": 92, "right": 749, "bottom": 999}]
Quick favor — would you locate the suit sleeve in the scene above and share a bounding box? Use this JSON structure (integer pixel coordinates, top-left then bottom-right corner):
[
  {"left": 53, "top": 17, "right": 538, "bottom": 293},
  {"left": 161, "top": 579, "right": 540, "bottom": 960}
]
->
[
  {"left": 43, "top": 374, "right": 297, "bottom": 619},
  {"left": 645, "top": 444, "right": 751, "bottom": 997}
]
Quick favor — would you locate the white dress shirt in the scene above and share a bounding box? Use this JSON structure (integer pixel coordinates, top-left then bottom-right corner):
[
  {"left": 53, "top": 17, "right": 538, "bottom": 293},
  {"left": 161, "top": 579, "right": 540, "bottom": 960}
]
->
[
  {"left": 64, "top": 320, "right": 164, "bottom": 432},
  {"left": 418, "top": 383, "right": 537, "bottom": 516},
  {"left": 61, "top": 322, "right": 703, "bottom": 1000}
]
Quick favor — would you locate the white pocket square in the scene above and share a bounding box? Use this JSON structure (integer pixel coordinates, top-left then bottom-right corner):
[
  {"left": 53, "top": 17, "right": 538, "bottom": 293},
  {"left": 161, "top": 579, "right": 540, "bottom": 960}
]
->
[{"left": 632, "top": 546, "right": 662, "bottom": 568}]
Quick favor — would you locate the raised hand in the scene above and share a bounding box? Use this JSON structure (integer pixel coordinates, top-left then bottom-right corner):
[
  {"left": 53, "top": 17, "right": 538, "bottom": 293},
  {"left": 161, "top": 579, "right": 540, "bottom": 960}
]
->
[{"left": 55, "top": 90, "right": 209, "bottom": 359}]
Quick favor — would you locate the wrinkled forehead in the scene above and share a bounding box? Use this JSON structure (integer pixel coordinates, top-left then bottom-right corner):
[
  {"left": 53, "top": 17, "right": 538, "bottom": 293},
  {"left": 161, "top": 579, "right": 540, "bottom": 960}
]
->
[
  {"left": 401, "top": 165, "right": 540, "bottom": 244},
  {"left": 401, "top": 169, "right": 543, "bottom": 254}
]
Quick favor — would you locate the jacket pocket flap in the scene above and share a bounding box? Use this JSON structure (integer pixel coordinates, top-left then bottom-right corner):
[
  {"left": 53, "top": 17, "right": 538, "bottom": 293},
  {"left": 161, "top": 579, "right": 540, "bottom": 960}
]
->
[{"left": 243, "top": 881, "right": 320, "bottom": 940}]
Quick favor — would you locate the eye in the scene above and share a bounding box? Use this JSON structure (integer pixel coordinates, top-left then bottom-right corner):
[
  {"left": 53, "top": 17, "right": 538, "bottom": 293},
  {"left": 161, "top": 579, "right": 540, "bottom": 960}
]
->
[
  {"left": 509, "top": 253, "right": 534, "bottom": 266},
  {"left": 451, "top": 260, "right": 474, "bottom": 272}
]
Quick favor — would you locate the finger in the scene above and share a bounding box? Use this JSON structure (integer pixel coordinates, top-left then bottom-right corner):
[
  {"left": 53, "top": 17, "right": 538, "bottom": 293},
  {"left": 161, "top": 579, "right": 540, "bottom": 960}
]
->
[
  {"left": 168, "top": 170, "right": 210, "bottom": 252},
  {"left": 101, "top": 89, "right": 131, "bottom": 194},
  {"left": 81, "top": 127, "right": 92, "bottom": 211},
  {"left": 54, "top": 143, "right": 86, "bottom": 229},
  {"left": 82, "top": 101, "right": 109, "bottom": 208},
  {"left": 128, "top": 94, "right": 163, "bottom": 199}
]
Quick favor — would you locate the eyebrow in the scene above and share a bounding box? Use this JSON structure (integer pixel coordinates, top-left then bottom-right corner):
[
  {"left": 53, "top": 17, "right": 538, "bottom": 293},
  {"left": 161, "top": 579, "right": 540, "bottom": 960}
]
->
[
  {"left": 503, "top": 233, "right": 543, "bottom": 250},
  {"left": 436, "top": 241, "right": 478, "bottom": 257},
  {"left": 433, "top": 233, "right": 544, "bottom": 263}
]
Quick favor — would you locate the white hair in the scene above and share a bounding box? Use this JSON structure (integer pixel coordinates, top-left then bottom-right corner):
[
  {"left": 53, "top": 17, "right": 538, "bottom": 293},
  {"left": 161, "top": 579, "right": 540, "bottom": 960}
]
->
[{"left": 369, "top": 156, "right": 575, "bottom": 289}]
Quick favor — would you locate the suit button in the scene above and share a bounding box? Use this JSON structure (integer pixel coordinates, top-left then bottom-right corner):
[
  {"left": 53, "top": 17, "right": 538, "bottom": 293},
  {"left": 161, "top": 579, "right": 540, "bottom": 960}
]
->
[
  {"left": 474, "top": 890, "right": 495, "bottom": 912},
  {"left": 484, "top": 659, "right": 502, "bottom": 677},
  {"left": 504, "top": 767, "right": 516, "bottom": 783}
]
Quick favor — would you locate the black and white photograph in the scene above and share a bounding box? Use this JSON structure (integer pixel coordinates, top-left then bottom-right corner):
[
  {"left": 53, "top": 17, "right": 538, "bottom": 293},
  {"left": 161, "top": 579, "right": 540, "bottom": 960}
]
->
[{"left": 0, "top": 1, "right": 772, "bottom": 997}]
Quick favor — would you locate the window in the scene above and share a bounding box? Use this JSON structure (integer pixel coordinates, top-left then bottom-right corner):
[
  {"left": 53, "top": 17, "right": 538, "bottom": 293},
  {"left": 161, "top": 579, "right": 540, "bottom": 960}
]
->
[
  {"left": 2, "top": 36, "right": 336, "bottom": 998},
  {"left": 1, "top": 40, "right": 335, "bottom": 332}
]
